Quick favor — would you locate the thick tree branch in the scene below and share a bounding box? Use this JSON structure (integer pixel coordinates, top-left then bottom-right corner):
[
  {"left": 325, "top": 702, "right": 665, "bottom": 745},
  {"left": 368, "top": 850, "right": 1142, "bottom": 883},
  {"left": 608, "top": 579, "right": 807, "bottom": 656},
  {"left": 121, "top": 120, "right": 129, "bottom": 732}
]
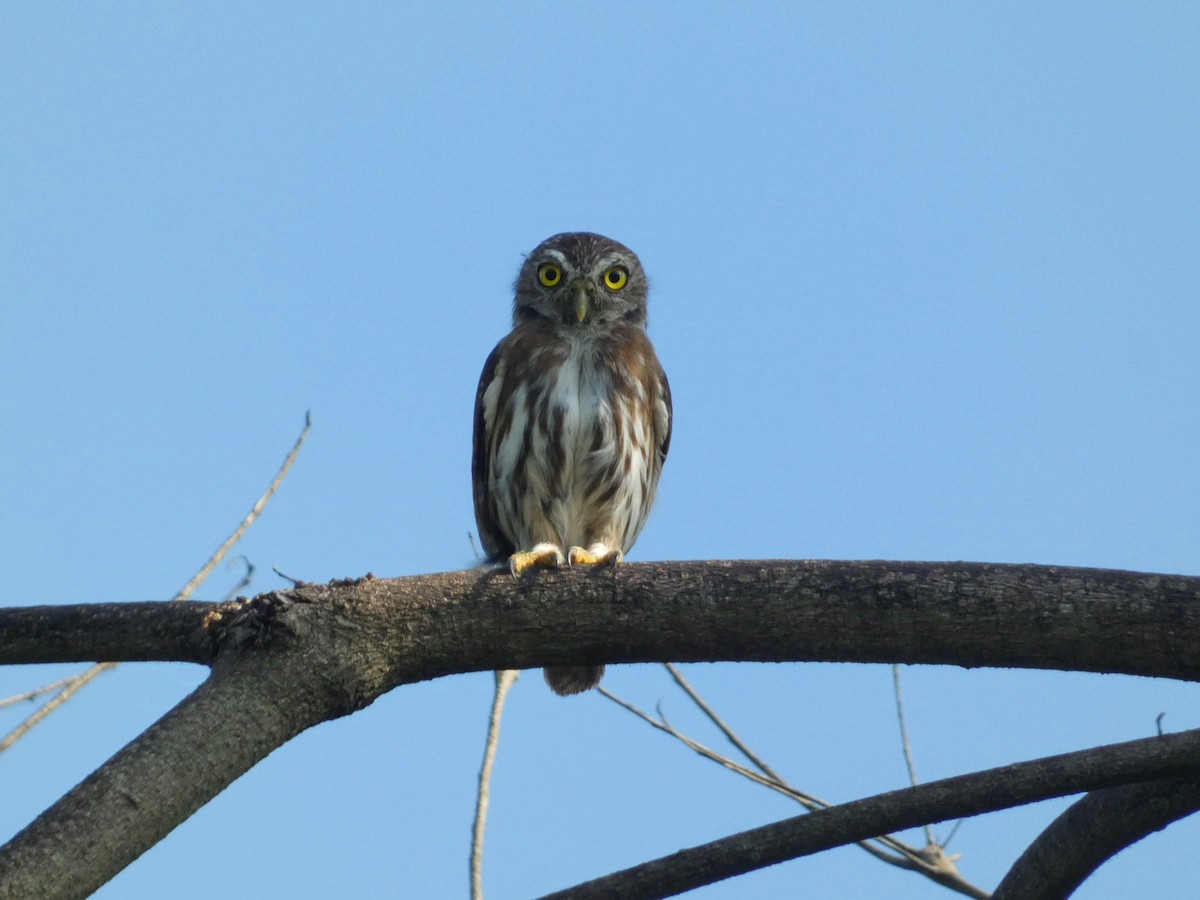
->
[
  {"left": 2, "top": 559, "right": 1198, "bottom": 896},
  {"left": 0, "top": 602, "right": 215, "bottom": 666},
  {"left": 543, "top": 728, "right": 1200, "bottom": 900},
  {"left": 0, "top": 666, "right": 313, "bottom": 898},
  {"left": 992, "top": 777, "right": 1200, "bottom": 900},
  {"left": 3, "top": 561, "right": 1199, "bottom": 679},
  {"left": 0, "top": 594, "right": 359, "bottom": 898}
]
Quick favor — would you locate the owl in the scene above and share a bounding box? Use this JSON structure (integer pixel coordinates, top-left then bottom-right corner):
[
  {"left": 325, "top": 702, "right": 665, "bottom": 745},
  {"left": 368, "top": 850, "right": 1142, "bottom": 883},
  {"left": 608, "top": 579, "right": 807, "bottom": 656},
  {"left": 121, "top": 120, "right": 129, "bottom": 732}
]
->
[{"left": 472, "top": 233, "right": 673, "bottom": 695}]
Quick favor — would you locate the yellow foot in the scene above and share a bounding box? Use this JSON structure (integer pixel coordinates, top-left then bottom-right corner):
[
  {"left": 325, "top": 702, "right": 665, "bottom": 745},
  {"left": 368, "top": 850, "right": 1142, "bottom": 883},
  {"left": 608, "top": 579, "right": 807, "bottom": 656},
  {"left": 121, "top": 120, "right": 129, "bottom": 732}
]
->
[
  {"left": 508, "top": 543, "right": 565, "bottom": 577},
  {"left": 568, "top": 543, "right": 623, "bottom": 567}
]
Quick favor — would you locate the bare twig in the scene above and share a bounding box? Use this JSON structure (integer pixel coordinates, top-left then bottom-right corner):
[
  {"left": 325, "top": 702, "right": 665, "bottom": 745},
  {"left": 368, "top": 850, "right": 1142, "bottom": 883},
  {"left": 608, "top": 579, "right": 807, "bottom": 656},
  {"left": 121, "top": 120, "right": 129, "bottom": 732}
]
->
[
  {"left": 893, "top": 664, "right": 937, "bottom": 847},
  {"left": 0, "top": 664, "right": 117, "bottom": 752},
  {"left": 664, "top": 664, "right": 949, "bottom": 865},
  {"left": 942, "top": 818, "right": 964, "bottom": 849},
  {"left": 169, "top": 411, "right": 311, "bottom": 605},
  {"left": 272, "top": 566, "right": 303, "bottom": 585},
  {"left": 663, "top": 664, "right": 784, "bottom": 782},
  {"left": 893, "top": 665, "right": 920, "bottom": 787},
  {"left": 0, "top": 414, "right": 311, "bottom": 754},
  {"left": 600, "top": 687, "right": 832, "bottom": 809},
  {"left": 471, "top": 669, "right": 519, "bottom": 900},
  {"left": 670, "top": 663, "right": 966, "bottom": 880},
  {"left": 599, "top": 684, "right": 986, "bottom": 898},
  {"left": 220, "top": 557, "right": 255, "bottom": 603},
  {"left": 0, "top": 675, "right": 78, "bottom": 709}
]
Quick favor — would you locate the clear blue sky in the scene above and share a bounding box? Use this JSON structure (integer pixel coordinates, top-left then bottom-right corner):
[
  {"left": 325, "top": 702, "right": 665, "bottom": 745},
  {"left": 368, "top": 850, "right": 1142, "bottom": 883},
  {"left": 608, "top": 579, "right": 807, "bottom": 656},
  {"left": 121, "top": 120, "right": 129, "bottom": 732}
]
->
[{"left": 2, "top": 4, "right": 1198, "bottom": 897}]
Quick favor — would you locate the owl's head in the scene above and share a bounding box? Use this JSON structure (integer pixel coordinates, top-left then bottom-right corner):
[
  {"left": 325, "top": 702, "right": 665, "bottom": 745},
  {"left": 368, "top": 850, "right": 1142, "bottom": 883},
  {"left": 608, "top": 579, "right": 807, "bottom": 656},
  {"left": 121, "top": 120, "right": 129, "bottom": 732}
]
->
[{"left": 513, "top": 232, "right": 649, "bottom": 329}]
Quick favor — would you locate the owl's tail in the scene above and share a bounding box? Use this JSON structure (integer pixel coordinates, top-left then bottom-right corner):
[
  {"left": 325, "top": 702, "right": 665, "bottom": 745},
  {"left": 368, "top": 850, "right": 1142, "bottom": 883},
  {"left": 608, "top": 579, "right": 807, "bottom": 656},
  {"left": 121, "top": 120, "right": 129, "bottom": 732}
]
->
[{"left": 544, "top": 665, "right": 605, "bottom": 696}]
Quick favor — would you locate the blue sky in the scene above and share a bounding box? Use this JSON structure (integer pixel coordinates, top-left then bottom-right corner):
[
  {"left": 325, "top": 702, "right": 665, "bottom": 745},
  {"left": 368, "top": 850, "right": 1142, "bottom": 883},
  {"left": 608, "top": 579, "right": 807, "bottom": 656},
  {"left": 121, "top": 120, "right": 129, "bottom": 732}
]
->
[{"left": 2, "top": 4, "right": 1198, "bottom": 897}]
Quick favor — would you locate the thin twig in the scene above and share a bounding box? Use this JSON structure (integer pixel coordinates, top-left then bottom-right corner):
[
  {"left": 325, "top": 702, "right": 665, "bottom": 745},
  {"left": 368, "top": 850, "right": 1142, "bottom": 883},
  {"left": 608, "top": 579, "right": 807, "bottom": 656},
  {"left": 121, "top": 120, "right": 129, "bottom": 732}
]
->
[
  {"left": 600, "top": 687, "right": 835, "bottom": 812},
  {"left": 893, "top": 665, "right": 920, "bottom": 788},
  {"left": 471, "top": 669, "right": 519, "bottom": 900},
  {"left": 0, "top": 414, "right": 312, "bottom": 755},
  {"left": 0, "top": 664, "right": 117, "bottom": 752},
  {"left": 272, "top": 566, "right": 303, "bottom": 586},
  {"left": 220, "top": 557, "right": 255, "bottom": 603},
  {"left": 942, "top": 818, "right": 964, "bottom": 849},
  {"left": 657, "top": 669, "right": 915, "bottom": 855},
  {"left": 601, "top": 676, "right": 987, "bottom": 898},
  {"left": 663, "top": 663, "right": 785, "bottom": 782},
  {"left": 0, "top": 676, "right": 78, "bottom": 709},
  {"left": 893, "top": 664, "right": 937, "bottom": 847},
  {"left": 169, "top": 412, "right": 311, "bottom": 604}
]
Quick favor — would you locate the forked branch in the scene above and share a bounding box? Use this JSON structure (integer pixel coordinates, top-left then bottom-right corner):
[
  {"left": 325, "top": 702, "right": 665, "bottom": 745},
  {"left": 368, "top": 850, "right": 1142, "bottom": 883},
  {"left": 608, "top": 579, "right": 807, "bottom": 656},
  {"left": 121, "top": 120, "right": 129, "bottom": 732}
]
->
[{"left": 1, "top": 559, "right": 1198, "bottom": 897}]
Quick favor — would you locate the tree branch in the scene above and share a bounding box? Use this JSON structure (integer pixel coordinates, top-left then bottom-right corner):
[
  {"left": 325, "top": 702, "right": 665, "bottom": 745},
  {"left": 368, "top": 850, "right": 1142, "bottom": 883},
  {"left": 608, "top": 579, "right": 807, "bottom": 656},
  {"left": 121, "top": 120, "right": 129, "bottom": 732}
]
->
[
  {"left": 992, "top": 777, "right": 1200, "bottom": 900},
  {"left": 0, "top": 594, "right": 354, "bottom": 898},
  {"left": 2, "top": 559, "right": 1198, "bottom": 895},
  {"left": 0, "top": 602, "right": 215, "bottom": 665},
  {"left": 0, "top": 668, "right": 307, "bottom": 897},
  {"left": 543, "top": 728, "right": 1200, "bottom": 900},
  {"left": 3, "top": 561, "right": 1197, "bottom": 679}
]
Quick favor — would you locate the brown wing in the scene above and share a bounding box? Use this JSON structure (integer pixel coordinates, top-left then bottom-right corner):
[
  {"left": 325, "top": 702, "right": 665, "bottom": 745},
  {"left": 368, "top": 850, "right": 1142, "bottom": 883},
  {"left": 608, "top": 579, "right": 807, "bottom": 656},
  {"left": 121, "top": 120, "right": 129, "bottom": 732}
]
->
[
  {"left": 471, "top": 338, "right": 514, "bottom": 561},
  {"left": 655, "top": 360, "right": 673, "bottom": 466}
]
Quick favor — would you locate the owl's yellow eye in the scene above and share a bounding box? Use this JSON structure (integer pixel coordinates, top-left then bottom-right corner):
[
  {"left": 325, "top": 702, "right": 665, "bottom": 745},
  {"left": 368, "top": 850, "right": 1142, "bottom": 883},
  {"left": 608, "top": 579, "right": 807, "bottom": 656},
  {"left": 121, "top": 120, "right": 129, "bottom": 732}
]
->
[
  {"left": 603, "top": 266, "right": 629, "bottom": 290},
  {"left": 538, "top": 263, "right": 562, "bottom": 287}
]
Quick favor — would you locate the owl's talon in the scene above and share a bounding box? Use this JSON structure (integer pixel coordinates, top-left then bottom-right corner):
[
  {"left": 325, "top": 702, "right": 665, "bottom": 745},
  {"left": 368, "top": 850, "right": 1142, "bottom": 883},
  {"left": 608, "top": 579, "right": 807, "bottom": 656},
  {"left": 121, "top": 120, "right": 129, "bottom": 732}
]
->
[
  {"left": 568, "top": 544, "right": 623, "bottom": 567},
  {"left": 508, "top": 544, "right": 566, "bottom": 577}
]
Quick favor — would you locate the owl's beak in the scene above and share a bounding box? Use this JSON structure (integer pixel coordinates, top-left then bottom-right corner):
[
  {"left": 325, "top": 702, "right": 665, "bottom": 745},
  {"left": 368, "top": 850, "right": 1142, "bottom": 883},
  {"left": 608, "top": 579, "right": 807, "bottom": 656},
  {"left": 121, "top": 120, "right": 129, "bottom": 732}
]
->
[{"left": 572, "top": 282, "right": 589, "bottom": 322}]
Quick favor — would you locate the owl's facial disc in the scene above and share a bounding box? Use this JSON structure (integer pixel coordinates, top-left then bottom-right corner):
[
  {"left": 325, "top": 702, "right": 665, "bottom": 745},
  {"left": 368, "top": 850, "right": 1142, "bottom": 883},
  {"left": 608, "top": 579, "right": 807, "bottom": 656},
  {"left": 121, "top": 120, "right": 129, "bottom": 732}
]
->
[{"left": 513, "top": 235, "right": 647, "bottom": 329}]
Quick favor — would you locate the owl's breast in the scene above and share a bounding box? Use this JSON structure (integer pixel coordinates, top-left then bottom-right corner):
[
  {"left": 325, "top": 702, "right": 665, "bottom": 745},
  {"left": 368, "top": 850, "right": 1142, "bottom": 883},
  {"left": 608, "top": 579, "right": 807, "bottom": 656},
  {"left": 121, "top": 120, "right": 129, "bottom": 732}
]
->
[{"left": 554, "top": 336, "right": 614, "bottom": 472}]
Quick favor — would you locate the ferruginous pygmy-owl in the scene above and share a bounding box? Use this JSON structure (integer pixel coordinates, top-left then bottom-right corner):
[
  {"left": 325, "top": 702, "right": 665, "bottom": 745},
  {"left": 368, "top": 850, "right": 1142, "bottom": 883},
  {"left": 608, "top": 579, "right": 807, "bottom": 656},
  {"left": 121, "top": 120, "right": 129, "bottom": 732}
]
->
[{"left": 472, "top": 233, "right": 672, "bottom": 696}]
